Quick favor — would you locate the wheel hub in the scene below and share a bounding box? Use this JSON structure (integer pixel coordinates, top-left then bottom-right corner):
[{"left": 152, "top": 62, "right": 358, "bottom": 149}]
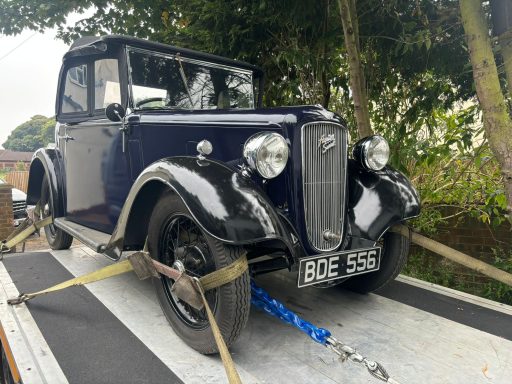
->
[
  {"left": 172, "top": 259, "right": 186, "bottom": 273},
  {"left": 159, "top": 215, "right": 217, "bottom": 328}
]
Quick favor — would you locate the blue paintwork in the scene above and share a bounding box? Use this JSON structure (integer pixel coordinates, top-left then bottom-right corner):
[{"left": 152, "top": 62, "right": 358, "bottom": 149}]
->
[
  {"left": 60, "top": 120, "right": 131, "bottom": 233},
  {"left": 26, "top": 36, "right": 421, "bottom": 264},
  {"left": 345, "top": 160, "right": 420, "bottom": 249},
  {"left": 27, "top": 103, "right": 420, "bottom": 260},
  {"left": 104, "top": 156, "right": 295, "bottom": 260}
]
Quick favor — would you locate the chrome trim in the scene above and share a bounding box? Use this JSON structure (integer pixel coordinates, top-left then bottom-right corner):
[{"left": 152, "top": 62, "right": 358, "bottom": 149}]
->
[
  {"left": 12, "top": 201, "right": 27, "bottom": 213},
  {"left": 196, "top": 139, "right": 213, "bottom": 159},
  {"left": 139, "top": 116, "right": 280, "bottom": 127},
  {"left": 243, "top": 132, "right": 289, "bottom": 179},
  {"left": 301, "top": 121, "right": 347, "bottom": 252},
  {"left": 361, "top": 135, "right": 389, "bottom": 171}
]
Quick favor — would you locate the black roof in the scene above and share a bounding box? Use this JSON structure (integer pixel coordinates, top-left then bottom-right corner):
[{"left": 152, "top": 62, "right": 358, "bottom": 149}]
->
[{"left": 65, "top": 34, "right": 262, "bottom": 74}]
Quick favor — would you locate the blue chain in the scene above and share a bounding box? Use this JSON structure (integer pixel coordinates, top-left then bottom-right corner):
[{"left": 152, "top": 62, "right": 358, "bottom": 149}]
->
[
  {"left": 250, "top": 280, "right": 331, "bottom": 345},
  {"left": 250, "top": 280, "right": 399, "bottom": 383}
]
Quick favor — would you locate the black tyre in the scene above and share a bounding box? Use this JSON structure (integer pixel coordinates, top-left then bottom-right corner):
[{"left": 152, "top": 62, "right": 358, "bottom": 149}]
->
[
  {"left": 343, "top": 231, "right": 410, "bottom": 293},
  {"left": 40, "top": 176, "right": 73, "bottom": 250},
  {"left": 147, "top": 192, "right": 250, "bottom": 354}
]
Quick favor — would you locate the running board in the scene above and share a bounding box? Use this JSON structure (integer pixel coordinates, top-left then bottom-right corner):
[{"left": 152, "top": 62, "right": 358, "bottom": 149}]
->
[{"left": 53, "top": 218, "right": 111, "bottom": 253}]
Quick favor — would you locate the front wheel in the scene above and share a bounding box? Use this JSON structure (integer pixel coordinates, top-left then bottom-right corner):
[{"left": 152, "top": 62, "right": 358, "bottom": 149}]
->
[
  {"left": 342, "top": 231, "right": 410, "bottom": 293},
  {"left": 147, "top": 192, "right": 250, "bottom": 354}
]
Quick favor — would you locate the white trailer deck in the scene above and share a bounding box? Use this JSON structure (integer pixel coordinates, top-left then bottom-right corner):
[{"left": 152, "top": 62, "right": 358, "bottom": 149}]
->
[{"left": 1, "top": 246, "right": 511, "bottom": 384}]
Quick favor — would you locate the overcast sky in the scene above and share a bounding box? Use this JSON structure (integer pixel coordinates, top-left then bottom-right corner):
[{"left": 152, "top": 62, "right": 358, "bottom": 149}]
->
[
  {"left": 0, "top": 12, "right": 97, "bottom": 148},
  {"left": 0, "top": 30, "right": 69, "bottom": 147}
]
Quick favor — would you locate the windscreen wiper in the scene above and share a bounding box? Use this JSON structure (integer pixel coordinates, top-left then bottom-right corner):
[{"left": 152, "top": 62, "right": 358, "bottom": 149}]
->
[{"left": 176, "top": 53, "right": 194, "bottom": 108}]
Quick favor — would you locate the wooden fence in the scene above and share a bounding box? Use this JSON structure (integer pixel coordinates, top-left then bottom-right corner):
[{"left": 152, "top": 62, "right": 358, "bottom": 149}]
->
[{"left": 5, "top": 171, "right": 29, "bottom": 193}]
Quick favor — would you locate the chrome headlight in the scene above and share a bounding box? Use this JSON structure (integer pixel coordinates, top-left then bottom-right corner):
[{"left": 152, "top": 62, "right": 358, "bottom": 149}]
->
[
  {"left": 243, "top": 132, "right": 289, "bottom": 179},
  {"left": 353, "top": 135, "right": 390, "bottom": 171}
]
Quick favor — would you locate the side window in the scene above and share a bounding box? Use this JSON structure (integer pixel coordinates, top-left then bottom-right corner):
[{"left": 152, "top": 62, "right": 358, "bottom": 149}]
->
[
  {"left": 94, "top": 59, "right": 121, "bottom": 110},
  {"left": 62, "top": 64, "right": 88, "bottom": 113}
]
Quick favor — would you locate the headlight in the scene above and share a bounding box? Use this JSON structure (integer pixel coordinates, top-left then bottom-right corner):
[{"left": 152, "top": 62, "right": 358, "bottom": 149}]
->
[
  {"left": 352, "top": 135, "right": 390, "bottom": 171},
  {"left": 243, "top": 132, "right": 289, "bottom": 178}
]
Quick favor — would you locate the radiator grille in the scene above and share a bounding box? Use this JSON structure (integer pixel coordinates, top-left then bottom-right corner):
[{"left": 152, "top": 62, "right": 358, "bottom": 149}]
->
[
  {"left": 13, "top": 200, "right": 27, "bottom": 214},
  {"left": 301, "top": 122, "right": 347, "bottom": 251}
]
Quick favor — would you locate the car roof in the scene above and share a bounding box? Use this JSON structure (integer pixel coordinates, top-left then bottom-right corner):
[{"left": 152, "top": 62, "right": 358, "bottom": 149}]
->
[{"left": 65, "top": 34, "right": 263, "bottom": 74}]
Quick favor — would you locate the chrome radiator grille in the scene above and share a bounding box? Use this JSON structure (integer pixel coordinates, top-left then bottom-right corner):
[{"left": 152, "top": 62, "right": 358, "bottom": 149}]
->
[
  {"left": 13, "top": 200, "right": 27, "bottom": 214},
  {"left": 301, "top": 122, "right": 347, "bottom": 251}
]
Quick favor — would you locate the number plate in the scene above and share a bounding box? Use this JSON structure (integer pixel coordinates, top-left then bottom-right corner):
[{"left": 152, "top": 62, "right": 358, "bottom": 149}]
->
[{"left": 297, "top": 247, "right": 381, "bottom": 288}]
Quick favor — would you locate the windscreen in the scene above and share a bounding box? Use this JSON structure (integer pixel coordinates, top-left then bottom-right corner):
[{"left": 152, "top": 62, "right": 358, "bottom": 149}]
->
[{"left": 128, "top": 49, "right": 255, "bottom": 110}]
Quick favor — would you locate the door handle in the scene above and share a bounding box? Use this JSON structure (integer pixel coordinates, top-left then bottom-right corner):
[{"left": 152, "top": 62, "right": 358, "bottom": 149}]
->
[{"left": 58, "top": 134, "right": 74, "bottom": 142}]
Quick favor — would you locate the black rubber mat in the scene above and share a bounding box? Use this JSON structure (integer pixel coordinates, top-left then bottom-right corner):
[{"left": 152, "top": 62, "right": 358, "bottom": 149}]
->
[
  {"left": 376, "top": 280, "right": 512, "bottom": 341},
  {"left": 3, "top": 252, "right": 183, "bottom": 384}
]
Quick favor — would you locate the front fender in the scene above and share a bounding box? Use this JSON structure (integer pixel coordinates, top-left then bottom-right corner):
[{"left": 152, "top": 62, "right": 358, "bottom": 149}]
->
[
  {"left": 26, "top": 147, "right": 66, "bottom": 217},
  {"left": 105, "top": 156, "right": 293, "bottom": 259},
  {"left": 346, "top": 159, "right": 420, "bottom": 246}
]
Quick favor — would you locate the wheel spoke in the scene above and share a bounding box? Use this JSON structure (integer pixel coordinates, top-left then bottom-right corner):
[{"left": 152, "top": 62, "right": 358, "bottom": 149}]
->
[
  {"left": 184, "top": 268, "right": 202, "bottom": 278},
  {"left": 159, "top": 214, "right": 217, "bottom": 327}
]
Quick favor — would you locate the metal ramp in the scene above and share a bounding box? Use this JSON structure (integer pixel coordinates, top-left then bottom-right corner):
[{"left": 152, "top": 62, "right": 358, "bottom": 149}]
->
[{"left": 1, "top": 247, "right": 511, "bottom": 384}]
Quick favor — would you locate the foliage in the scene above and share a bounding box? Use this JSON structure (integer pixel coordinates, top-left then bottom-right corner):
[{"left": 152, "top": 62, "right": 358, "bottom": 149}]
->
[
  {"left": 3, "top": 115, "right": 55, "bottom": 152},
  {"left": 15, "top": 161, "right": 25, "bottom": 171},
  {"left": 0, "top": 0, "right": 510, "bottom": 302},
  {"left": 0, "top": 0, "right": 476, "bottom": 110},
  {"left": 1, "top": 0, "right": 507, "bottom": 221},
  {"left": 383, "top": 102, "right": 509, "bottom": 232},
  {"left": 0, "top": 0, "right": 345, "bottom": 107}
]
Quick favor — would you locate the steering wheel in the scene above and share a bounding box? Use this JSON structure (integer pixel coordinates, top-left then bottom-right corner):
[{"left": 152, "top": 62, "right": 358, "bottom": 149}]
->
[{"left": 135, "top": 97, "right": 167, "bottom": 108}]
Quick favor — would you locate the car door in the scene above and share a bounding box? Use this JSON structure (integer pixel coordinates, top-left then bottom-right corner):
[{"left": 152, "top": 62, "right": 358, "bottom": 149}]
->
[{"left": 59, "top": 58, "right": 132, "bottom": 234}]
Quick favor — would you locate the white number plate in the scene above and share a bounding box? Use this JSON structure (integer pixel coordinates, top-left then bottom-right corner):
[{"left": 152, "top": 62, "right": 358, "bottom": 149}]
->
[{"left": 297, "top": 247, "right": 381, "bottom": 288}]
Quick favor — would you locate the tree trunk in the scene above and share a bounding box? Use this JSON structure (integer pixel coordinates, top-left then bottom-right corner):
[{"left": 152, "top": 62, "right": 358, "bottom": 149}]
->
[
  {"left": 499, "top": 32, "right": 512, "bottom": 96},
  {"left": 460, "top": 0, "right": 512, "bottom": 214},
  {"left": 490, "top": 0, "right": 512, "bottom": 96},
  {"left": 320, "top": 0, "right": 331, "bottom": 109},
  {"left": 392, "top": 225, "right": 512, "bottom": 287},
  {"left": 337, "top": 0, "right": 373, "bottom": 138}
]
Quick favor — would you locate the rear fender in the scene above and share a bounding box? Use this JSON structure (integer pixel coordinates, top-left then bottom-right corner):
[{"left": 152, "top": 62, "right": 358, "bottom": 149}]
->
[
  {"left": 345, "top": 159, "right": 420, "bottom": 248},
  {"left": 104, "top": 156, "right": 294, "bottom": 260},
  {"left": 26, "top": 148, "right": 66, "bottom": 217}
]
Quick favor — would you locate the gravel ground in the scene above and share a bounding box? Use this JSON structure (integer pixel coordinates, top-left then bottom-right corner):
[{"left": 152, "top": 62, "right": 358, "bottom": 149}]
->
[{"left": 16, "top": 233, "right": 81, "bottom": 252}]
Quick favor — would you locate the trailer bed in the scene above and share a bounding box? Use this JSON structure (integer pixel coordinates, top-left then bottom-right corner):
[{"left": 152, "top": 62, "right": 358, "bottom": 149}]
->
[{"left": 1, "top": 247, "right": 511, "bottom": 384}]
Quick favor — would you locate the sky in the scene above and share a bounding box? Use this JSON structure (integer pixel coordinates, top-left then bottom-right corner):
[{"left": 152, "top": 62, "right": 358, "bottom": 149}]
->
[
  {"left": 0, "top": 31, "right": 69, "bottom": 147},
  {"left": 0, "top": 12, "right": 93, "bottom": 148}
]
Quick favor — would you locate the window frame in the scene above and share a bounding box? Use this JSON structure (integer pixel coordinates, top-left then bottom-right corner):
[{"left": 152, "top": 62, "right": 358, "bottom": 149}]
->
[
  {"left": 92, "top": 57, "right": 123, "bottom": 117},
  {"left": 57, "top": 45, "right": 127, "bottom": 123},
  {"left": 125, "top": 46, "right": 256, "bottom": 111},
  {"left": 57, "top": 60, "right": 93, "bottom": 122}
]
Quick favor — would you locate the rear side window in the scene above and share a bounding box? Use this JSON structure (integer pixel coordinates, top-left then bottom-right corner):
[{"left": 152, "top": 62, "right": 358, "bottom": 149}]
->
[
  {"left": 62, "top": 64, "right": 88, "bottom": 113},
  {"left": 94, "top": 59, "right": 121, "bottom": 109}
]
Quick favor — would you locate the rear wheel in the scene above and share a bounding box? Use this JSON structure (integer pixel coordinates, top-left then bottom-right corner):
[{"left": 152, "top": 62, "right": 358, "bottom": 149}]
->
[
  {"left": 147, "top": 192, "right": 250, "bottom": 354},
  {"left": 343, "top": 231, "right": 409, "bottom": 293},
  {"left": 40, "top": 176, "right": 73, "bottom": 250}
]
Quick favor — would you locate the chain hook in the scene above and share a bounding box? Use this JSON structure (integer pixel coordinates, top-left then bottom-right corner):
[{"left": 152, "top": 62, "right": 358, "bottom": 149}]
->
[
  {"left": 251, "top": 282, "right": 402, "bottom": 384},
  {"left": 325, "top": 336, "right": 401, "bottom": 384}
]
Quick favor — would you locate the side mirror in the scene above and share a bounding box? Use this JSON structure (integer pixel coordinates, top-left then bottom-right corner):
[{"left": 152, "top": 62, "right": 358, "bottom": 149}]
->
[{"left": 105, "top": 103, "right": 126, "bottom": 122}]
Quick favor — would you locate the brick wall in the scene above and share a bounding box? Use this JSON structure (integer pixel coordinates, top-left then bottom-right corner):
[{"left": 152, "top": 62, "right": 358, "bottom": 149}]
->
[
  {"left": 430, "top": 208, "right": 511, "bottom": 262},
  {"left": 0, "top": 161, "right": 29, "bottom": 170},
  {"left": 406, "top": 207, "right": 511, "bottom": 300},
  {"left": 0, "top": 184, "right": 13, "bottom": 250}
]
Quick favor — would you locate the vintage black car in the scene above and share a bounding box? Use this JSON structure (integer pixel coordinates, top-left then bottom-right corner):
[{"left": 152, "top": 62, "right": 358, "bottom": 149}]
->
[{"left": 26, "top": 35, "right": 420, "bottom": 353}]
